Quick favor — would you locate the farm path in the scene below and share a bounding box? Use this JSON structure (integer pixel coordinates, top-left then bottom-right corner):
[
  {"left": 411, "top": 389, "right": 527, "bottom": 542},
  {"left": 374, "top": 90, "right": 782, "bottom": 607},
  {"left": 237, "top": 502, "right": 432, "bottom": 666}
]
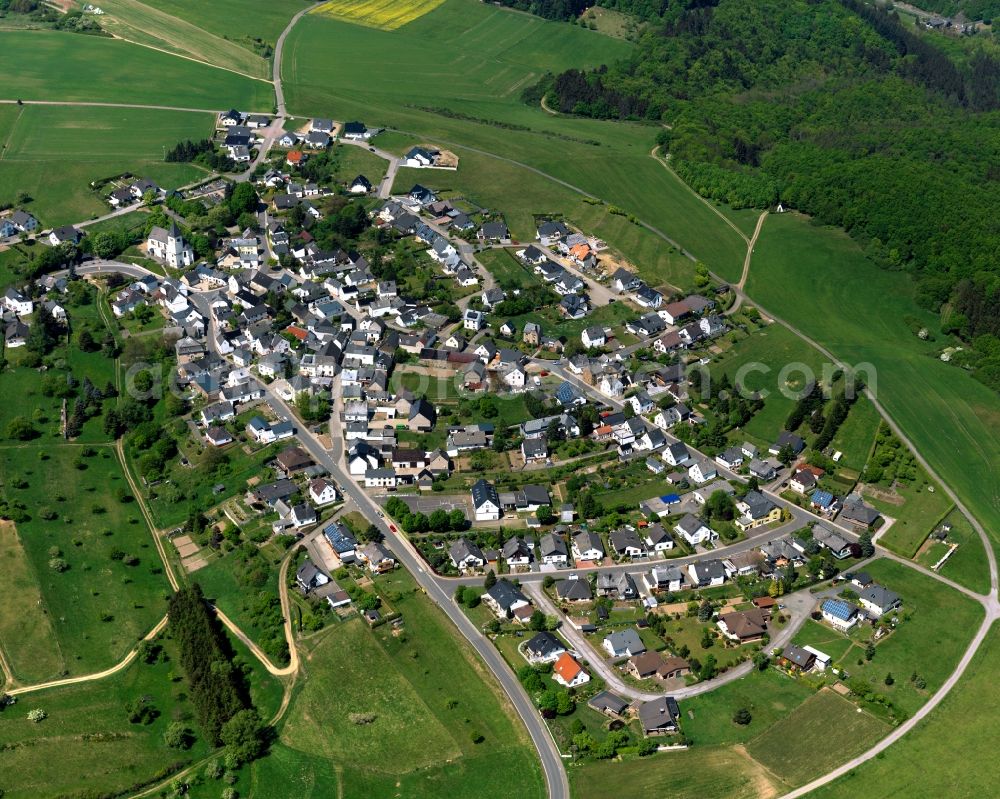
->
[
  {"left": 7, "top": 615, "right": 168, "bottom": 697},
  {"left": 0, "top": 98, "right": 222, "bottom": 114},
  {"left": 726, "top": 210, "right": 767, "bottom": 315}
]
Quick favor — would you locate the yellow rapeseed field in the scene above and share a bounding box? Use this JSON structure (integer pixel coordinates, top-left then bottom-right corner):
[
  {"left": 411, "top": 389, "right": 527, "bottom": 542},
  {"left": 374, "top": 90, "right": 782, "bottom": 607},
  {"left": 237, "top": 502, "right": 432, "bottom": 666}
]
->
[{"left": 311, "top": 0, "right": 446, "bottom": 30}]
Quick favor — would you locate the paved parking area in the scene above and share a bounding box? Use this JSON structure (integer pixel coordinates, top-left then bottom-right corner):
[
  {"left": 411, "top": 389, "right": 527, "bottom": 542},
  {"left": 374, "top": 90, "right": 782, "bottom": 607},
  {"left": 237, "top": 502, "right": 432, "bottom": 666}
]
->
[{"left": 376, "top": 494, "right": 473, "bottom": 515}]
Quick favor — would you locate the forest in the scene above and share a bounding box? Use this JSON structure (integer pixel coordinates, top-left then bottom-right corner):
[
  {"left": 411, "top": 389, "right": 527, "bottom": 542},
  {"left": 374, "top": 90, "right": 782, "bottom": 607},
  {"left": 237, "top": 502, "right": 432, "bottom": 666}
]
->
[{"left": 526, "top": 0, "right": 1000, "bottom": 391}]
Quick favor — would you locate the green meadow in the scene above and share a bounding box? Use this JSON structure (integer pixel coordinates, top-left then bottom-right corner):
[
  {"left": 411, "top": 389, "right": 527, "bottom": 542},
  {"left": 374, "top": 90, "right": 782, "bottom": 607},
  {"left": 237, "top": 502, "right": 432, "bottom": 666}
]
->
[
  {"left": 0, "top": 31, "right": 274, "bottom": 108},
  {"left": 0, "top": 105, "right": 213, "bottom": 224},
  {"left": 0, "top": 447, "right": 171, "bottom": 682},
  {"left": 140, "top": 0, "right": 308, "bottom": 45},
  {"left": 259, "top": 568, "right": 545, "bottom": 799}
]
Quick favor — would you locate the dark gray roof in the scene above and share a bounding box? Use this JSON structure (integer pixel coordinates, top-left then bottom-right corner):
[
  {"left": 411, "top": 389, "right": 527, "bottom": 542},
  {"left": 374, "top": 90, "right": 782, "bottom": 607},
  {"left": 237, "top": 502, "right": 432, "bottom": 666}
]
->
[{"left": 556, "top": 579, "right": 592, "bottom": 601}]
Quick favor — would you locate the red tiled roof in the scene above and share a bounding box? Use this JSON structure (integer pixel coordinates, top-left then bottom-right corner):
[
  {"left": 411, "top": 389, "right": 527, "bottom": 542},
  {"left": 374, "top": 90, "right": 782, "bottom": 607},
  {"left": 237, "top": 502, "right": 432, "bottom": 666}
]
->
[{"left": 553, "top": 652, "right": 583, "bottom": 683}]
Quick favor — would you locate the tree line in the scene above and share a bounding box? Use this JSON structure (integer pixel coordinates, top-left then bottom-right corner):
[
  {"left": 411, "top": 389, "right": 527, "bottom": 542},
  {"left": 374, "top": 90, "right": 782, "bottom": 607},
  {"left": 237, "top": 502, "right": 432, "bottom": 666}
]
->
[{"left": 168, "top": 584, "right": 247, "bottom": 746}]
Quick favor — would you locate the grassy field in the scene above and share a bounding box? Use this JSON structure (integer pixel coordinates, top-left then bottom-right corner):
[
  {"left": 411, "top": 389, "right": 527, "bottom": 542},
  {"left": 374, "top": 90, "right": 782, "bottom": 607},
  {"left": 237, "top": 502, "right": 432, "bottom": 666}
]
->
[
  {"left": 93, "top": 0, "right": 276, "bottom": 78},
  {"left": 807, "top": 620, "right": 1000, "bottom": 799},
  {"left": 0, "top": 447, "right": 171, "bottom": 681},
  {"left": 827, "top": 392, "right": 880, "bottom": 473},
  {"left": 475, "top": 248, "right": 545, "bottom": 292},
  {"left": 746, "top": 690, "right": 890, "bottom": 787},
  {"left": 0, "top": 31, "right": 273, "bottom": 108},
  {"left": 925, "top": 509, "right": 991, "bottom": 595},
  {"left": 267, "top": 568, "right": 544, "bottom": 798},
  {"left": 713, "top": 322, "right": 828, "bottom": 448},
  {"left": 680, "top": 667, "right": 814, "bottom": 746},
  {"left": 0, "top": 521, "right": 61, "bottom": 683},
  {"left": 312, "top": 0, "right": 446, "bottom": 29},
  {"left": 140, "top": 0, "right": 308, "bottom": 46},
  {"left": 334, "top": 143, "right": 387, "bottom": 186},
  {"left": 0, "top": 628, "right": 281, "bottom": 799},
  {"left": 569, "top": 745, "right": 781, "bottom": 799},
  {"left": 0, "top": 636, "right": 209, "bottom": 798},
  {"left": 0, "top": 105, "right": 213, "bottom": 225},
  {"left": 870, "top": 479, "right": 953, "bottom": 559}
]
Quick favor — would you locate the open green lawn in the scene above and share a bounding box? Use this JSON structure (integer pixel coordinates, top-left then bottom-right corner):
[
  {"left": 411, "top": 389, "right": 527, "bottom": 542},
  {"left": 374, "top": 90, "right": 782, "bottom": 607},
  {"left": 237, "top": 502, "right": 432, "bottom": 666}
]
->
[
  {"left": 828, "top": 392, "right": 880, "bottom": 473},
  {"left": 713, "top": 323, "right": 828, "bottom": 448},
  {"left": 870, "top": 480, "right": 953, "bottom": 559},
  {"left": 681, "top": 667, "right": 814, "bottom": 746},
  {"left": 476, "top": 248, "right": 545, "bottom": 292},
  {"left": 333, "top": 143, "right": 388, "bottom": 186},
  {"left": 807, "top": 619, "right": 1000, "bottom": 799},
  {"left": 746, "top": 689, "right": 890, "bottom": 787},
  {"left": 0, "top": 31, "right": 273, "bottom": 108},
  {"left": 569, "top": 745, "right": 781, "bottom": 799},
  {"left": 0, "top": 105, "right": 214, "bottom": 225},
  {"left": 0, "top": 446, "right": 171, "bottom": 681},
  {"left": 267, "top": 568, "right": 544, "bottom": 799},
  {"left": 924, "top": 509, "right": 991, "bottom": 595},
  {"left": 0, "top": 627, "right": 281, "bottom": 799}
]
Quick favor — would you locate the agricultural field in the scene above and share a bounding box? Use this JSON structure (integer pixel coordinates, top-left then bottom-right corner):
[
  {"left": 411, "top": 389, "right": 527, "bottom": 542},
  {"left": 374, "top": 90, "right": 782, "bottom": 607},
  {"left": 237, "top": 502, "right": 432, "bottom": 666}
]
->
[
  {"left": 140, "top": 0, "right": 308, "bottom": 46},
  {"left": 746, "top": 689, "right": 890, "bottom": 787},
  {"left": 807, "top": 623, "right": 1000, "bottom": 799},
  {"left": 265, "top": 568, "right": 545, "bottom": 798},
  {"left": 312, "top": 0, "right": 446, "bottom": 30},
  {"left": 569, "top": 745, "right": 781, "bottom": 799},
  {"left": 0, "top": 105, "right": 214, "bottom": 225},
  {"left": 0, "top": 31, "right": 274, "bottom": 108},
  {"left": 91, "top": 0, "right": 275, "bottom": 78},
  {"left": 0, "top": 447, "right": 171, "bottom": 682}
]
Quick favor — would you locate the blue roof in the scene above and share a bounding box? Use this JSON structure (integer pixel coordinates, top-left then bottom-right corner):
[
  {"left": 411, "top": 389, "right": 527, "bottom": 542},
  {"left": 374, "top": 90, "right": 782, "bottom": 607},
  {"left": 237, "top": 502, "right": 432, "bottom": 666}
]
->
[
  {"left": 811, "top": 490, "right": 835, "bottom": 507},
  {"left": 556, "top": 381, "right": 579, "bottom": 405},
  {"left": 821, "top": 598, "right": 856, "bottom": 621},
  {"left": 660, "top": 494, "right": 681, "bottom": 504},
  {"left": 323, "top": 522, "right": 357, "bottom": 554}
]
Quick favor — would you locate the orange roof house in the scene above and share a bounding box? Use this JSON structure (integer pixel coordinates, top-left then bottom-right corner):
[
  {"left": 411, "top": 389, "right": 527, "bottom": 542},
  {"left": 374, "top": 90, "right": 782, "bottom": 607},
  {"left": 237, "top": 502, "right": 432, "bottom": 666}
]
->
[
  {"left": 286, "top": 150, "right": 303, "bottom": 166},
  {"left": 552, "top": 652, "right": 590, "bottom": 687}
]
